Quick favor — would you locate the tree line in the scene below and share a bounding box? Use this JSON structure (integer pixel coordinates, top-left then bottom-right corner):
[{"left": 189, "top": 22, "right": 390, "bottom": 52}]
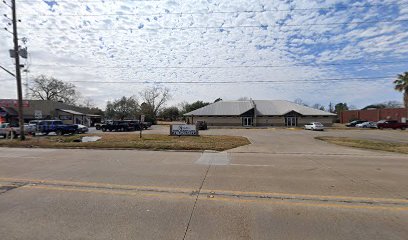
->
[{"left": 27, "top": 72, "right": 408, "bottom": 123}]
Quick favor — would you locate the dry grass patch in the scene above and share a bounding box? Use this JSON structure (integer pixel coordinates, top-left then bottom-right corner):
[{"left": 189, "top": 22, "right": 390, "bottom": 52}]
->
[
  {"left": 0, "top": 134, "right": 250, "bottom": 151},
  {"left": 316, "top": 136, "right": 408, "bottom": 154}
]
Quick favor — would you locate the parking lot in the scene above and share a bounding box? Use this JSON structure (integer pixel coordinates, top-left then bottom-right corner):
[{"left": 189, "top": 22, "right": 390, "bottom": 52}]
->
[{"left": 0, "top": 127, "right": 407, "bottom": 239}]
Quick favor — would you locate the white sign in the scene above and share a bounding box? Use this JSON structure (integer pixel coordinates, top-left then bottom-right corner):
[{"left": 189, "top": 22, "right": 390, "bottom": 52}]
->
[
  {"left": 170, "top": 124, "right": 198, "bottom": 136},
  {"left": 34, "top": 110, "right": 42, "bottom": 119}
]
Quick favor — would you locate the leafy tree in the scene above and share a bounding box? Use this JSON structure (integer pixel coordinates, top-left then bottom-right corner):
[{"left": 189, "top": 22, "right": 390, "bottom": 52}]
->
[
  {"left": 180, "top": 100, "right": 210, "bottom": 114},
  {"left": 139, "top": 87, "right": 171, "bottom": 122},
  {"left": 214, "top": 98, "right": 223, "bottom": 102},
  {"left": 159, "top": 106, "right": 180, "bottom": 121},
  {"left": 394, "top": 72, "right": 408, "bottom": 107},
  {"left": 105, "top": 96, "right": 139, "bottom": 120},
  {"left": 334, "top": 103, "right": 349, "bottom": 113},
  {"left": 363, "top": 101, "right": 403, "bottom": 109},
  {"left": 29, "top": 75, "right": 78, "bottom": 104}
]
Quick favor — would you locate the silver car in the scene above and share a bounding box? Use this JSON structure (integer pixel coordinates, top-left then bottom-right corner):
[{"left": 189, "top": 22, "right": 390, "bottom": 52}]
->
[
  {"left": 304, "top": 122, "right": 324, "bottom": 131},
  {"left": 355, "top": 121, "right": 377, "bottom": 128}
]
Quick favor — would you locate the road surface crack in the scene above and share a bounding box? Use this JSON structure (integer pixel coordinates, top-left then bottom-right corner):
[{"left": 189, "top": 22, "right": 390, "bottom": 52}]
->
[
  {"left": 182, "top": 163, "right": 211, "bottom": 240},
  {"left": 0, "top": 182, "right": 27, "bottom": 195}
]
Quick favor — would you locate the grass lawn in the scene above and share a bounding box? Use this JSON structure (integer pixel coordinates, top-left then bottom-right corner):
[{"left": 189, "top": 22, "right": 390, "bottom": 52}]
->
[
  {"left": 0, "top": 134, "right": 250, "bottom": 151},
  {"left": 316, "top": 136, "right": 408, "bottom": 154}
]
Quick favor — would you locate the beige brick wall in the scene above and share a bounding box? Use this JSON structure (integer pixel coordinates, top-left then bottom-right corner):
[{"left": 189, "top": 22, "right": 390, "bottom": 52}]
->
[
  {"left": 256, "top": 116, "right": 284, "bottom": 126},
  {"left": 189, "top": 116, "right": 242, "bottom": 126},
  {"left": 298, "top": 117, "right": 334, "bottom": 126}
]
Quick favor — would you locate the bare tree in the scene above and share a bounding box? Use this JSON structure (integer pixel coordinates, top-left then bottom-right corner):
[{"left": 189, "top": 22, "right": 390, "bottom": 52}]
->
[
  {"left": 237, "top": 97, "right": 249, "bottom": 101},
  {"left": 294, "top": 98, "right": 308, "bottom": 106},
  {"left": 312, "top": 103, "right": 325, "bottom": 111},
  {"left": 76, "top": 96, "right": 96, "bottom": 108},
  {"left": 29, "top": 75, "right": 78, "bottom": 104},
  {"left": 139, "top": 87, "right": 171, "bottom": 118}
]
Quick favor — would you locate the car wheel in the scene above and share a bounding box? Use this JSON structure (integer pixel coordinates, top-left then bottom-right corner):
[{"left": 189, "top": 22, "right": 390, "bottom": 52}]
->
[{"left": 401, "top": 127, "right": 406, "bottom": 130}]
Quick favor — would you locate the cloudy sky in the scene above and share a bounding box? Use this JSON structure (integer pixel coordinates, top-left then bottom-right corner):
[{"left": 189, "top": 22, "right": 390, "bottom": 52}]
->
[{"left": 1, "top": 0, "right": 408, "bottom": 109}]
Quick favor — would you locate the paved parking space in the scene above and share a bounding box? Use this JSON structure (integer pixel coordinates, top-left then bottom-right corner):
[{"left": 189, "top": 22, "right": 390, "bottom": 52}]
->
[{"left": 0, "top": 127, "right": 407, "bottom": 239}]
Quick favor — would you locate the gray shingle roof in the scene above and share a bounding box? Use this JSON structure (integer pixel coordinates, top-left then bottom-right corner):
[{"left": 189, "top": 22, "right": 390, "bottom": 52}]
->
[
  {"left": 185, "top": 101, "right": 253, "bottom": 116},
  {"left": 184, "top": 100, "right": 336, "bottom": 116}
]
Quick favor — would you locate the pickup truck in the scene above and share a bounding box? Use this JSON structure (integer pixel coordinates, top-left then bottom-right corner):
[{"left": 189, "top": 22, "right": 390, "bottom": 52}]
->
[
  {"left": 101, "top": 120, "right": 143, "bottom": 132},
  {"left": 377, "top": 120, "right": 408, "bottom": 130},
  {"left": 141, "top": 121, "right": 152, "bottom": 130},
  {"left": 0, "top": 123, "right": 35, "bottom": 138},
  {"left": 36, "top": 120, "right": 78, "bottom": 135}
]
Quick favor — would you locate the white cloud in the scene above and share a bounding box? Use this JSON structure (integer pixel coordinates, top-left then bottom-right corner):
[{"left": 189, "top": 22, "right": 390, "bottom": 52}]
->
[{"left": 0, "top": 0, "right": 406, "bottom": 109}]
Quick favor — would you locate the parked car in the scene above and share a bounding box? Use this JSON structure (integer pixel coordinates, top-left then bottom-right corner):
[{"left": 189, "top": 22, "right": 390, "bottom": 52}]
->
[
  {"left": 345, "top": 120, "right": 367, "bottom": 127},
  {"left": 377, "top": 120, "right": 408, "bottom": 130},
  {"left": 0, "top": 123, "right": 35, "bottom": 138},
  {"left": 101, "top": 120, "right": 135, "bottom": 132},
  {"left": 36, "top": 120, "right": 78, "bottom": 135},
  {"left": 126, "top": 120, "right": 145, "bottom": 131},
  {"left": 355, "top": 121, "right": 377, "bottom": 129},
  {"left": 75, "top": 124, "right": 89, "bottom": 134},
  {"left": 142, "top": 121, "right": 152, "bottom": 130},
  {"left": 0, "top": 123, "right": 11, "bottom": 138},
  {"left": 304, "top": 122, "right": 324, "bottom": 131},
  {"left": 95, "top": 123, "right": 102, "bottom": 130},
  {"left": 196, "top": 121, "right": 208, "bottom": 130}
]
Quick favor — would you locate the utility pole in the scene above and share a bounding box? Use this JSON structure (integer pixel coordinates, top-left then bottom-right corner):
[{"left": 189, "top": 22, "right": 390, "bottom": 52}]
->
[{"left": 11, "top": 0, "right": 25, "bottom": 140}]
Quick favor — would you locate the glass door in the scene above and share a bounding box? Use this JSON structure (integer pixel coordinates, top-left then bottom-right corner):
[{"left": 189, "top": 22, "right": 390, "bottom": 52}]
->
[
  {"left": 242, "top": 117, "right": 253, "bottom": 126},
  {"left": 285, "top": 117, "right": 297, "bottom": 127}
]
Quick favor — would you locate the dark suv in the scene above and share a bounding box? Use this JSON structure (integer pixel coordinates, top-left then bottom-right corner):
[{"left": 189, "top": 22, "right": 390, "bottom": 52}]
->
[{"left": 196, "top": 121, "right": 208, "bottom": 130}]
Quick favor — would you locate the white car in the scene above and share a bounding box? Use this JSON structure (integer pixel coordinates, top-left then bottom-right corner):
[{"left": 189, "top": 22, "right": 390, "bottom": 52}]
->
[
  {"left": 304, "top": 122, "right": 324, "bottom": 131},
  {"left": 355, "top": 121, "right": 377, "bottom": 128}
]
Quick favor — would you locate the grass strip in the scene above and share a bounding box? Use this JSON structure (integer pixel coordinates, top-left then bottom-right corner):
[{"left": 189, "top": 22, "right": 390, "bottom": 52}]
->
[
  {"left": 0, "top": 134, "right": 250, "bottom": 151},
  {"left": 315, "top": 136, "right": 408, "bottom": 154}
]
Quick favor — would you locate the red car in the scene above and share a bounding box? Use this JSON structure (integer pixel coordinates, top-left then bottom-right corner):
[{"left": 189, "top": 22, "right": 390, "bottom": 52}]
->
[{"left": 377, "top": 120, "right": 408, "bottom": 130}]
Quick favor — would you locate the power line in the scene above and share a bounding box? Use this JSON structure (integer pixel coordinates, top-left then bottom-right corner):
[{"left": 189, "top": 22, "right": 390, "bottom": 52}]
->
[
  {"left": 19, "top": 2, "right": 408, "bottom": 17},
  {"left": 66, "top": 76, "right": 395, "bottom": 84},
  {"left": 19, "top": 19, "right": 408, "bottom": 32},
  {"left": 2, "top": 76, "right": 394, "bottom": 84},
  {"left": 26, "top": 59, "right": 408, "bottom": 69},
  {"left": 16, "top": 0, "right": 161, "bottom": 2}
]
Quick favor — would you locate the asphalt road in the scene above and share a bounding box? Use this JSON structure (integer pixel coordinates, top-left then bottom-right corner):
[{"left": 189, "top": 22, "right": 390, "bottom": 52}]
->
[{"left": 0, "top": 128, "right": 407, "bottom": 239}]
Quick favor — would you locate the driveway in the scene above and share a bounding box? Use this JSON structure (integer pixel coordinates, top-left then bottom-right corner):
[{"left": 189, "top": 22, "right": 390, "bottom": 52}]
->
[{"left": 0, "top": 127, "right": 407, "bottom": 239}]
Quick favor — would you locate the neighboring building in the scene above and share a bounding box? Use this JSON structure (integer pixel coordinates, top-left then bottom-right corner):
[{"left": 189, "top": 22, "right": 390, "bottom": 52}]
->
[
  {"left": 0, "top": 99, "right": 101, "bottom": 126},
  {"left": 340, "top": 108, "right": 408, "bottom": 124},
  {"left": 184, "top": 100, "right": 336, "bottom": 127}
]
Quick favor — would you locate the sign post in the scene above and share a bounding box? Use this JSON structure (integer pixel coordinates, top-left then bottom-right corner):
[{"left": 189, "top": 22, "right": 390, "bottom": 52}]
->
[{"left": 139, "top": 115, "right": 145, "bottom": 139}]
